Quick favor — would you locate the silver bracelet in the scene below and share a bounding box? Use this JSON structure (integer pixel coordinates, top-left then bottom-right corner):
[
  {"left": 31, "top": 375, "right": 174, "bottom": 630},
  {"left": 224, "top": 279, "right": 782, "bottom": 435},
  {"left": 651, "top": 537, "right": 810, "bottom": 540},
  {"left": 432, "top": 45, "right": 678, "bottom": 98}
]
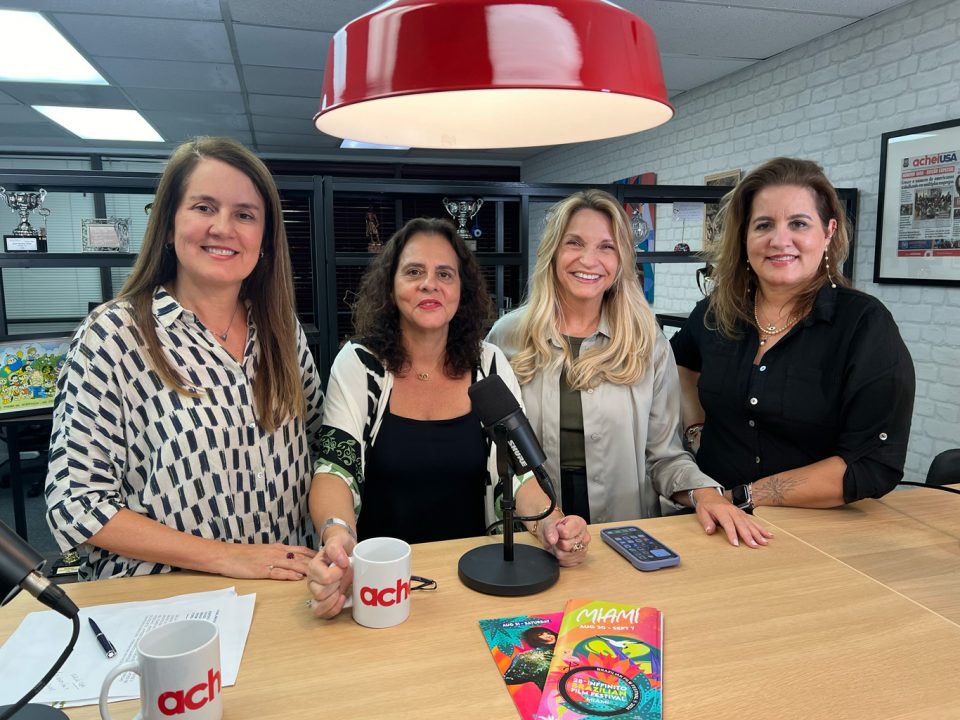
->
[
  {"left": 319, "top": 517, "right": 357, "bottom": 546},
  {"left": 688, "top": 486, "right": 723, "bottom": 509}
]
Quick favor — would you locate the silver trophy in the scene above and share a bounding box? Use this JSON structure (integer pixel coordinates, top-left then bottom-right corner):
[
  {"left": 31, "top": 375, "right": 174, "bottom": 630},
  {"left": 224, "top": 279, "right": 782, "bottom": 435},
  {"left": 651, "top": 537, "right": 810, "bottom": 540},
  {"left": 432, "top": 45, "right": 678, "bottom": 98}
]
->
[
  {"left": 0, "top": 186, "right": 48, "bottom": 252},
  {"left": 442, "top": 197, "right": 483, "bottom": 251}
]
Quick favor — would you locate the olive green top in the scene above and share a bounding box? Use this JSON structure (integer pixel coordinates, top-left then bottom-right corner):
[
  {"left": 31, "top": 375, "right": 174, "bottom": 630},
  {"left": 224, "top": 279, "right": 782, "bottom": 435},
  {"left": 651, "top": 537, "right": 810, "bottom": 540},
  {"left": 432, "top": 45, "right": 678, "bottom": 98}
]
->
[{"left": 559, "top": 336, "right": 586, "bottom": 469}]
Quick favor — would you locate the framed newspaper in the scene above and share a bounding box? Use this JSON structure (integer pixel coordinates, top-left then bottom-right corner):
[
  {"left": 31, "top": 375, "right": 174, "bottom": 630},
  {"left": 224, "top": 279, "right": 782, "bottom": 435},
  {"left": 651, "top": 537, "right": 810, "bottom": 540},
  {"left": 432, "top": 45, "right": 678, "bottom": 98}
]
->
[{"left": 875, "top": 118, "right": 960, "bottom": 285}]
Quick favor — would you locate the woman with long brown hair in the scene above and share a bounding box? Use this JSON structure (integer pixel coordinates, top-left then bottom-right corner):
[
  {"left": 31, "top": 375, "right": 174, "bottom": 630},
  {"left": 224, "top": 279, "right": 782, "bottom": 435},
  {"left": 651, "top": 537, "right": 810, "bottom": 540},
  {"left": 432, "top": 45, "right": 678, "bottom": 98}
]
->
[
  {"left": 671, "top": 157, "right": 915, "bottom": 511},
  {"left": 46, "top": 137, "right": 323, "bottom": 580}
]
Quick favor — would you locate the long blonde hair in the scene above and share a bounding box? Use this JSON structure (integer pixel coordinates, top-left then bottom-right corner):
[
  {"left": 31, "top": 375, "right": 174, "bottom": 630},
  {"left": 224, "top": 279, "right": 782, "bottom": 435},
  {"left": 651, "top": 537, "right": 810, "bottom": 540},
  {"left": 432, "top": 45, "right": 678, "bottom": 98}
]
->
[
  {"left": 118, "top": 137, "right": 305, "bottom": 432},
  {"left": 510, "top": 189, "right": 659, "bottom": 390},
  {"left": 707, "top": 157, "right": 851, "bottom": 337}
]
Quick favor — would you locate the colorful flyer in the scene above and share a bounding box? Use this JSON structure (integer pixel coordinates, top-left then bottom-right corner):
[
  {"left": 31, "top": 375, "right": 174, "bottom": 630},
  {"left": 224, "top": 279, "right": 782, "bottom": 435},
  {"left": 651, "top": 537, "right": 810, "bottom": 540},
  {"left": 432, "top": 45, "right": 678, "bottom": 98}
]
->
[
  {"left": 479, "top": 612, "right": 564, "bottom": 720},
  {"left": 534, "top": 599, "right": 662, "bottom": 720}
]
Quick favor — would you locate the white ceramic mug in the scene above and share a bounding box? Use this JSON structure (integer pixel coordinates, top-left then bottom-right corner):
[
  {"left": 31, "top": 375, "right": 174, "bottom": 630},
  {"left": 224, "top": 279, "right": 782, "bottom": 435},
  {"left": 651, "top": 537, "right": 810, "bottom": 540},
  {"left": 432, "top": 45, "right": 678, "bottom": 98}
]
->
[
  {"left": 347, "top": 536, "right": 412, "bottom": 628},
  {"left": 99, "top": 619, "right": 222, "bottom": 720}
]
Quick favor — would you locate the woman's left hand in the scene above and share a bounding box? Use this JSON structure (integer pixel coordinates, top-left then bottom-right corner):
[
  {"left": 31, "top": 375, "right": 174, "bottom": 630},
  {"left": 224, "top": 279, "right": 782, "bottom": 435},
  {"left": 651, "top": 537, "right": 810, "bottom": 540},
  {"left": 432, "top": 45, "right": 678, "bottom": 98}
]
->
[
  {"left": 692, "top": 489, "right": 773, "bottom": 548},
  {"left": 540, "top": 514, "right": 590, "bottom": 567}
]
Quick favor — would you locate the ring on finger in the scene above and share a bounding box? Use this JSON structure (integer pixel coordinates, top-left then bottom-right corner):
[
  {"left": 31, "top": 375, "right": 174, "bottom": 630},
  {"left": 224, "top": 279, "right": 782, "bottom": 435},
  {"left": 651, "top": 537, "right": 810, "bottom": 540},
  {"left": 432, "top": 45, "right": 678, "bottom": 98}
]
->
[
  {"left": 572, "top": 541, "right": 585, "bottom": 552},
  {"left": 267, "top": 564, "right": 274, "bottom": 570}
]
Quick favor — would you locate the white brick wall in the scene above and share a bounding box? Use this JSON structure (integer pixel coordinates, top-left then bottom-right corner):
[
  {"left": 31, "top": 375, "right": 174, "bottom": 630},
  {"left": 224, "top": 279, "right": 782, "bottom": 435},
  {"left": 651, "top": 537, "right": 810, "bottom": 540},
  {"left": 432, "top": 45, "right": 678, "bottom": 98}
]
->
[{"left": 522, "top": 0, "right": 960, "bottom": 483}]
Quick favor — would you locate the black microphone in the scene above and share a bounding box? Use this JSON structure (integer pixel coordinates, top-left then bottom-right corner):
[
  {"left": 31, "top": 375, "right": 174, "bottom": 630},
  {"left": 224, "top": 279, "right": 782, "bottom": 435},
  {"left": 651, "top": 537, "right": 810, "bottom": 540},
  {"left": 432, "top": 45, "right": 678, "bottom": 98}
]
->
[
  {"left": 1, "top": 520, "right": 78, "bottom": 720},
  {"left": 468, "top": 374, "right": 547, "bottom": 478},
  {"left": 459, "top": 374, "right": 559, "bottom": 597},
  {"left": 0, "top": 520, "right": 77, "bottom": 619}
]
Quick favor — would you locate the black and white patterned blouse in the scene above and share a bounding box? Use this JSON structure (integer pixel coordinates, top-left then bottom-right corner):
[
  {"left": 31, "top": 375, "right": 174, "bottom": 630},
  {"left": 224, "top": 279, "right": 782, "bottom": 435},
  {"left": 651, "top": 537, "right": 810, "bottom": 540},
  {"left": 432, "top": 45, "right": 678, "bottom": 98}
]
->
[{"left": 45, "top": 287, "right": 323, "bottom": 580}]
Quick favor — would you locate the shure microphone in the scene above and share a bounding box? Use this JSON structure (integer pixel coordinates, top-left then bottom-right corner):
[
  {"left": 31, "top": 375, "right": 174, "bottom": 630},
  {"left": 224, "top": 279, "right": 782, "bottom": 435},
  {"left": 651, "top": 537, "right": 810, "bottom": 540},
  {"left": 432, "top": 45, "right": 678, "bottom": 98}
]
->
[
  {"left": 468, "top": 374, "right": 548, "bottom": 478},
  {"left": 460, "top": 374, "right": 559, "bottom": 596}
]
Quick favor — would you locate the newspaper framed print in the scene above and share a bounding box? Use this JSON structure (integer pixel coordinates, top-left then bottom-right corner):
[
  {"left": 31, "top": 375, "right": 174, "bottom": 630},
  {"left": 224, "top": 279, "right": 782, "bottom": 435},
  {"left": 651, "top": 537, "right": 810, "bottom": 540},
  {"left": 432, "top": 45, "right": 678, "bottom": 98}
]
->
[{"left": 875, "top": 118, "right": 960, "bottom": 285}]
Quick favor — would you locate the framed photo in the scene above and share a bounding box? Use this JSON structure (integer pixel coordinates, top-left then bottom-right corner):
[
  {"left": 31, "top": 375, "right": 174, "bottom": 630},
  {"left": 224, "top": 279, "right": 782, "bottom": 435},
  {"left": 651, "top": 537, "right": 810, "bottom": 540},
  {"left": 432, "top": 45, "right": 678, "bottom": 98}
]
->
[
  {"left": 703, "top": 169, "right": 741, "bottom": 247},
  {"left": 81, "top": 217, "right": 130, "bottom": 252},
  {"left": 0, "top": 333, "right": 71, "bottom": 419},
  {"left": 875, "top": 118, "right": 960, "bottom": 285}
]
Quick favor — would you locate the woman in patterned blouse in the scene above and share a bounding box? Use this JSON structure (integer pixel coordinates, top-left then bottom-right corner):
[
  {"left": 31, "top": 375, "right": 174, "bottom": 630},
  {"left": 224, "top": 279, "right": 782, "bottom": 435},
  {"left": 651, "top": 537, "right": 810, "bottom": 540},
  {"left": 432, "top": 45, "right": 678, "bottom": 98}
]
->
[
  {"left": 45, "top": 137, "right": 323, "bottom": 581},
  {"left": 306, "top": 218, "right": 590, "bottom": 619}
]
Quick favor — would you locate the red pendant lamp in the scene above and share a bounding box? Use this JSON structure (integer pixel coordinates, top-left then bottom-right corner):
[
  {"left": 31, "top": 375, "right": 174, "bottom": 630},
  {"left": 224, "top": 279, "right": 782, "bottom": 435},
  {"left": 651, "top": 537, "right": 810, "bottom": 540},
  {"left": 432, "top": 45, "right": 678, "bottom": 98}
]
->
[{"left": 314, "top": 0, "right": 673, "bottom": 149}]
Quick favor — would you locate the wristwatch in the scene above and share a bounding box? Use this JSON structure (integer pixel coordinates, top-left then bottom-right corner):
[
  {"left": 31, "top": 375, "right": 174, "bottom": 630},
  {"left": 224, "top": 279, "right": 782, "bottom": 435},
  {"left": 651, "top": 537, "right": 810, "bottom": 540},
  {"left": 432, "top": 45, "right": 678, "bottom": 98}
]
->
[
  {"left": 731, "top": 483, "right": 754, "bottom": 513},
  {"left": 319, "top": 517, "right": 357, "bottom": 546}
]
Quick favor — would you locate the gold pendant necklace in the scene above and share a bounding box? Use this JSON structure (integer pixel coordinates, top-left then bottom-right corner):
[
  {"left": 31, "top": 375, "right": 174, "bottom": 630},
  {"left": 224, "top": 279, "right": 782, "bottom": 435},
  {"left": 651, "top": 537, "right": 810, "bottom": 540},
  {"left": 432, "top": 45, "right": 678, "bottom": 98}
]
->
[
  {"left": 416, "top": 372, "right": 429, "bottom": 381},
  {"left": 754, "top": 300, "right": 798, "bottom": 346}
]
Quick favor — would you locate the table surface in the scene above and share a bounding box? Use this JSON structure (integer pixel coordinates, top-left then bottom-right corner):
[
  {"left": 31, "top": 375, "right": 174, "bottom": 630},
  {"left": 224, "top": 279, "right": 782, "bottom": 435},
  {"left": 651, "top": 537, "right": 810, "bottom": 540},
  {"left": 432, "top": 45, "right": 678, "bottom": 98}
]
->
[
  {"left": 3, "top": 505, "right": 960, "bottom": 720},
  {"left": 757, "top": 485, "right": 960, "bottom": 627}
]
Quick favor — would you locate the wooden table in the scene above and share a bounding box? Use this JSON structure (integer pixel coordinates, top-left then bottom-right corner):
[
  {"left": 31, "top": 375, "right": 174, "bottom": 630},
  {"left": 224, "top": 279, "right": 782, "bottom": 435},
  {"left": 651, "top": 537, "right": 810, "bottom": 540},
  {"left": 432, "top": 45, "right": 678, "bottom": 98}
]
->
[
  {"left": 757, "top": 485, "right": 960, "bottom": 627},
  {"left": 3, "top": 512, "right": 960, "bottom": 719}
]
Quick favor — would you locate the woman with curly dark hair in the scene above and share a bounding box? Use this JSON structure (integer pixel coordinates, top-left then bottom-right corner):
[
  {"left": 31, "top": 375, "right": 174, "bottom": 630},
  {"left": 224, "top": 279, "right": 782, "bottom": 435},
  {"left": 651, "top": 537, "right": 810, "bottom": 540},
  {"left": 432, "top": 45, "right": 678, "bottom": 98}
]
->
[{"left": 307, "top": 218, "right": 589, "bottom": 619}]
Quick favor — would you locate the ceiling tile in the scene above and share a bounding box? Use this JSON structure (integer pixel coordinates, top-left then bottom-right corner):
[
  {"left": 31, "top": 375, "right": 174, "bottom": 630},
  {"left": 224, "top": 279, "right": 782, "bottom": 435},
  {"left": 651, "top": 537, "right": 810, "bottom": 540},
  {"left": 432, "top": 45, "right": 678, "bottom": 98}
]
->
[
  {"left": 626, "top": 1, "right": 855, "bottom": 59},
  {"left": 242, "top": 66, "right": 325, "bottom": 97},
  {"left": 251, "top": 115, "right": 319, "bottom": 135},
  {"left": 661, "top": 55, "right": 759, "bottom": 93},
  {"left": 0, "top": 83, "right": 129, "bottom": 108},
  {"left": 124, "top": 88, "right": 245, "bottom": 114},
  {"left": 94, "top": 58, "right": 240, "bottom": 92},
  {"left": 248, "top": 94, "right": 319, "bottom": 118},
  {"left": 234, "top": 25, "right": 331, "bottom": 70},
  {"left": 54, "top": 14, "right": 233, "bottom": 62},
  {"left": 0, "top": 88, "right": 23, "bottom": 104},
  {"left": 16, "top": 1, "right": 221, "bottom": 20},
  {"left": 226, "top": 0, "right": 377, "bottom": 31}
]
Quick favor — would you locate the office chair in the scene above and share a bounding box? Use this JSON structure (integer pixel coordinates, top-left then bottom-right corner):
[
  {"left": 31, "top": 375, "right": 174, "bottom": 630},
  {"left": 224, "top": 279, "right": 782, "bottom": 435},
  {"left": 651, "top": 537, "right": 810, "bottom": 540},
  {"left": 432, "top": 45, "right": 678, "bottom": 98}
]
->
[{"left": 925, "top": 449, "right": 960, "bottom": 486}]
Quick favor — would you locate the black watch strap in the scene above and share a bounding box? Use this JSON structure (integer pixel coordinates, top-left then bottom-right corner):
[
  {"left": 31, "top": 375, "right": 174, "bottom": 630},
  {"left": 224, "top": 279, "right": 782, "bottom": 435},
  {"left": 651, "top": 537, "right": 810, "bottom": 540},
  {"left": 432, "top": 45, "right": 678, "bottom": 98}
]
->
[{"left": 731, "top": 483, "right": 754, "bottom": 512}]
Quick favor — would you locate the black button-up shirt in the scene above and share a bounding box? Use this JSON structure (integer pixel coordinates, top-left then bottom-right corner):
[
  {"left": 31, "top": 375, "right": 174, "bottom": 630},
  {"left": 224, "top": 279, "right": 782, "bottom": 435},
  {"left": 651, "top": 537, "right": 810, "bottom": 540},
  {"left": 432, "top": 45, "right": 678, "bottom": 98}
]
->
[{"left": 670, "top": 285, "right": 915, "bottom": 502}]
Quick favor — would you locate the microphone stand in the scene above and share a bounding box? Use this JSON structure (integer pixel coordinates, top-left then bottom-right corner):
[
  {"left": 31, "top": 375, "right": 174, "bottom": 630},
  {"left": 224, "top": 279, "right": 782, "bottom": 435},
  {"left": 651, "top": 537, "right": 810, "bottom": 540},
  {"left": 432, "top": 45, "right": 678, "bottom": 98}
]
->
[{"left": 458, "top": 425, "right": 560, "bottom": 596}]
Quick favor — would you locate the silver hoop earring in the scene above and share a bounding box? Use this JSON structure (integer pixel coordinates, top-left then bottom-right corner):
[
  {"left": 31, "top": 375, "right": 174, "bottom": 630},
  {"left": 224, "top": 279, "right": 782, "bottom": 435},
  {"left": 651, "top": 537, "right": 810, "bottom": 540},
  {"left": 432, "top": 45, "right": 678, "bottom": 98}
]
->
[{"left": 259, "top": 250, "right": 265, "bottom": 259}]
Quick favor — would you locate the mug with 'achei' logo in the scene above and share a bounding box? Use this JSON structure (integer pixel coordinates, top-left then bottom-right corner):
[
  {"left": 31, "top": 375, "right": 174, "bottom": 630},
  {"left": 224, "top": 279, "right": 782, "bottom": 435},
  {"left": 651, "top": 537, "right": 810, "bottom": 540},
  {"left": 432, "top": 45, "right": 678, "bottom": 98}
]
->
[
  {"left": 99, "top": 618, "right": 222, "bottom": 720},
  {"left": 346, "top": 536, "right": 412, "bottom": 628}
]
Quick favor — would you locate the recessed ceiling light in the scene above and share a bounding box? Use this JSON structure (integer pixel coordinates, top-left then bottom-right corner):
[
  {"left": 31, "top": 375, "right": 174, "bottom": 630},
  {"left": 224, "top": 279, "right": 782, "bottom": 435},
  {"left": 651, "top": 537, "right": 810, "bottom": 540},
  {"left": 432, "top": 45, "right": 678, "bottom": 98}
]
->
[
  {"left": 340, "top": 139, "right": 409, "bottom": 151},
  {"left": 33, "top": 106, "right": 164, "bottom": 142},
  {"left": 0, "top": 10, "right": 107, "bottom": 85}
]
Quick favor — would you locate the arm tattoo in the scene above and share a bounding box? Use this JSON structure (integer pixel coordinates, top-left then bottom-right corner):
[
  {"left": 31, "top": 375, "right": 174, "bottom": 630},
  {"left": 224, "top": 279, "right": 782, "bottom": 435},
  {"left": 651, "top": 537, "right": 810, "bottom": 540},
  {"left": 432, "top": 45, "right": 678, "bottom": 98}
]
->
[{"left": 753, "top": 474, "right": 804, "bottom": 506}]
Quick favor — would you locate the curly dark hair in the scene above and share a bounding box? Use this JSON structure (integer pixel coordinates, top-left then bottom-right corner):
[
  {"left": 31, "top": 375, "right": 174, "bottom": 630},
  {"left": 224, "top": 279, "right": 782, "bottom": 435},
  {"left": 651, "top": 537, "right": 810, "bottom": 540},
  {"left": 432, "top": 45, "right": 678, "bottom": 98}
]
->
[{"left": 352, "top": 217, "right": 493, "bottom": 376}]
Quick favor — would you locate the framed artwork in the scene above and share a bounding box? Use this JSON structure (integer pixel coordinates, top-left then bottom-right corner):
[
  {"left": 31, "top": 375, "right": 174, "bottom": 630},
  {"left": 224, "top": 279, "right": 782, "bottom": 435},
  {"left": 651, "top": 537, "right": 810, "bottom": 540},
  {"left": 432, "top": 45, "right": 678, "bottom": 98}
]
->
[
  {"left": 81, "top": 217, "right": 130, "bottom": 252},
  {"left": 0, "top": 333, "right": 70, "bottom": 419},
  {"left": 703, "top": 169, "right": 741, "bottom": 248},
  {"left": 616, "top": 172, "right": 657, "bottom": 304},
  {"left": 875, "top": 118, "right": 960, "bottom": 285}
]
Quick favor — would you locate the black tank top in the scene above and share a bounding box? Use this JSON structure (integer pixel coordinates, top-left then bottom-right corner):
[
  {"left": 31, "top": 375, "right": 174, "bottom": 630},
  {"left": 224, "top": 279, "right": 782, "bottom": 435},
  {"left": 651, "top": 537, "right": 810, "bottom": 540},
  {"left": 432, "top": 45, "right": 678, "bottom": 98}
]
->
[{"left": 358, "top": 407, "right": 488, "bottom": 544}]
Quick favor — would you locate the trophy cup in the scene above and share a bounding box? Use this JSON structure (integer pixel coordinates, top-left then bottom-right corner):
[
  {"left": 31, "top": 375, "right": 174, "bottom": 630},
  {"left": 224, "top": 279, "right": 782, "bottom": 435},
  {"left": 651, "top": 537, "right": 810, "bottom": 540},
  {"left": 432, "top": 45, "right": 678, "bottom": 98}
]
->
[
  {"left": 442, "top": 197, "right": 483, "bottom": 251},
  {"left": 630, "top": 205, "right": 650, "bottom": 254},
  {"left": 0, "top": 187, "right": 48, "bottom": 252}
]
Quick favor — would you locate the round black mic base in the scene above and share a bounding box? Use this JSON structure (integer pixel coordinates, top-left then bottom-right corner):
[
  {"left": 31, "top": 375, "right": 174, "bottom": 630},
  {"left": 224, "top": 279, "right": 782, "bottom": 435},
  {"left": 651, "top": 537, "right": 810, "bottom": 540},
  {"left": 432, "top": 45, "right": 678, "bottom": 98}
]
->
[
  {"left": 0, "top": 704, "right": 69, "bottom": 719},
  {"left": 458, "top": 544, "right": 559, "bottom": 596}
]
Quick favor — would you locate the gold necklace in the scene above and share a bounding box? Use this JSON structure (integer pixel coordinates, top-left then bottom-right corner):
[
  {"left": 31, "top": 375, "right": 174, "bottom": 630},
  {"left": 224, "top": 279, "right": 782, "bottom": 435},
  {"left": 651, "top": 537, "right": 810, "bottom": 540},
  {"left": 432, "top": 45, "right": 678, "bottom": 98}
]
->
[
  {"left": 753, "top": 300, "right": 799, "bottom": 346},
  {"left": 416, "top": 371, "right": 429, "bottom": 381}
]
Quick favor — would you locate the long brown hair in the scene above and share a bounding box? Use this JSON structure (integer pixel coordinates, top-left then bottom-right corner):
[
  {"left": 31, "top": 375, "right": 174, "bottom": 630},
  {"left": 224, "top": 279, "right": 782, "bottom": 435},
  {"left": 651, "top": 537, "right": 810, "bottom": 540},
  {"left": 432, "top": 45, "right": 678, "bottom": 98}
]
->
[
  {"left": 118, "top": 136, "right": 304, "bottom": 431},
  {"left": 352, "top": 217, "right": 492, "bottom": 376},
  {"left": 707, "top": 157, "right": 851, "bottom": 337}
]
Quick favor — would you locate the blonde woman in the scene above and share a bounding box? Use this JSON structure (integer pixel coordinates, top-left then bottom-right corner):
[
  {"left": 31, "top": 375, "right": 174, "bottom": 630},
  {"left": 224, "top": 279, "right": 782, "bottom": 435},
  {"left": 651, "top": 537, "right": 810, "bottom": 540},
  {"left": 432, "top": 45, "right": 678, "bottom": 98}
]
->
[{"left": 488, "top": 189, "right": 770, "bottom": 547}]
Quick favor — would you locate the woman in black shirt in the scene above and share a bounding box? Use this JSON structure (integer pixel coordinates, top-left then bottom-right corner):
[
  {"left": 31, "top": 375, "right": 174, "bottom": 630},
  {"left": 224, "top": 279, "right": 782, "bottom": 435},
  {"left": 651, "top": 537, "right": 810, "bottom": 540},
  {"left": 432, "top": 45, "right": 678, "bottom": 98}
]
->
[{"left": 671, "top": 158, "right": 915, "bottom": 511}]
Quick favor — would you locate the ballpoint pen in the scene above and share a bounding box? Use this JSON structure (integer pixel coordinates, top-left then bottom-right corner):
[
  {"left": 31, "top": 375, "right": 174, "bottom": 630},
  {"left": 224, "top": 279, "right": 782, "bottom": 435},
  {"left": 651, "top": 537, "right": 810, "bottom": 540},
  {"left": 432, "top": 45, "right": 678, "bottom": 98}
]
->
[{"left": 88, "top": 617, "right": 117, "bottom": 659}]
